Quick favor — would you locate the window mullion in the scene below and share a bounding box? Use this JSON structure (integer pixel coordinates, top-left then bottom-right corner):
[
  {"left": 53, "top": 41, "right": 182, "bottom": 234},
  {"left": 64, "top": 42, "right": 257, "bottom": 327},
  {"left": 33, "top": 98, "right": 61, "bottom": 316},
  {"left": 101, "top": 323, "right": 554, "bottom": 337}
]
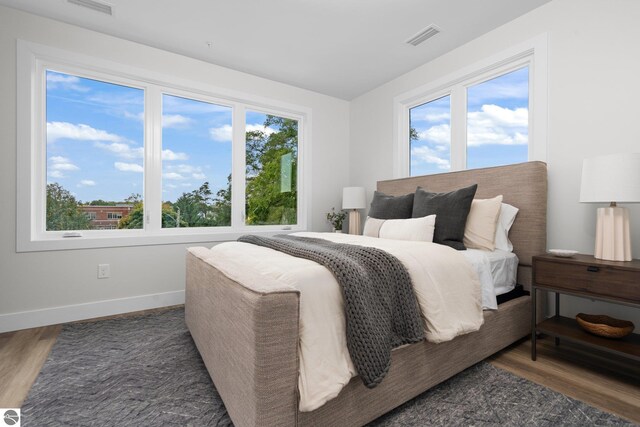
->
[
  {"left": 145, "top": 85, "right": 162, "bottom": 232},
  {"left": 450, "top": 85, "right": 467, "bottom": 171},
  {"left": 231, "top": 105, "right": 246, "bottom": 230}
]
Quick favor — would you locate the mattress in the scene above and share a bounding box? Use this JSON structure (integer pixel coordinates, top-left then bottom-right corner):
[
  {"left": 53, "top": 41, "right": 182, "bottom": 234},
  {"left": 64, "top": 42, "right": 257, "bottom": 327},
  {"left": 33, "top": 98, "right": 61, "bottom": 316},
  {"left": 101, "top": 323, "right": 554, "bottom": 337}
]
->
[{"left": 462, "top": 249, "right": 519, "bottom": 310}]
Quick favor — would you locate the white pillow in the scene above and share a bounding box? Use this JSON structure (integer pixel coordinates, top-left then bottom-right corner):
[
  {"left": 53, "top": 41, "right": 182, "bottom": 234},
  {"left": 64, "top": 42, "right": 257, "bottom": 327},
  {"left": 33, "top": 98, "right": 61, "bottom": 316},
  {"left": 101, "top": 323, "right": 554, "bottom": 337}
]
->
[
  {"left": 463, "top": 195, "right": 503, "bottom": 251},
  {"left": 494, "top": 203, "right": 519, "bottom": 252},
  {"left": 363, "top": 217, "right": 385, "bottom": 237},
  {"left": 376, "top": 215, "right": 436, "bottom": 242}
]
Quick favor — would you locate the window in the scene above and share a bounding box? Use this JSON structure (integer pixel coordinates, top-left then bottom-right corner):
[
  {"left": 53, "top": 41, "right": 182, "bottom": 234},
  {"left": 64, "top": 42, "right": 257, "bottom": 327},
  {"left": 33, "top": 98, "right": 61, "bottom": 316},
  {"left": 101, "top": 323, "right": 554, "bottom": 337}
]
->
[
  {"left": 245, "top": 111, "right": 298, "bottom": 226},
  {"left": 161, "top": 94, "right": 233, "bottom": 229},
  {"left": 395, "top": 36, "right": 547, "bottom": 177},
  {"left": 17, "top": 41, "right": 310, "bottom": 251},
  {"left": 466, "top": 67, "right": 529, "bottom": 169},
  {"left": 409, "top": 95, "right": 451, "bottom": 175},
  {"left": 45, "top": 70, "right": 144, "bottom": 231}
]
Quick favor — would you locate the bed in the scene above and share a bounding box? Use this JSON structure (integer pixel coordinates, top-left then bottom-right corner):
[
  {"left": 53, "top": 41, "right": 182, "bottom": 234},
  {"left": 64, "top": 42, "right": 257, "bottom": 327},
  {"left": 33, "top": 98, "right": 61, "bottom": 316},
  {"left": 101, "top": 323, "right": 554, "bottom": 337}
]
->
[{"left": 185, "top": 161, "right": 547, "bottom": 427}]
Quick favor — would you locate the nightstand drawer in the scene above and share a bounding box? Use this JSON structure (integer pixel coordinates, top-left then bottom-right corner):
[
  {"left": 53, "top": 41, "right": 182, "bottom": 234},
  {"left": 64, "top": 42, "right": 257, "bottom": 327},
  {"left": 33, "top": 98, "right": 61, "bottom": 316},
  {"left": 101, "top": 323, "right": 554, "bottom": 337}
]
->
[{"left": 535, "top": 259, "right": 640, "bottom": 304}]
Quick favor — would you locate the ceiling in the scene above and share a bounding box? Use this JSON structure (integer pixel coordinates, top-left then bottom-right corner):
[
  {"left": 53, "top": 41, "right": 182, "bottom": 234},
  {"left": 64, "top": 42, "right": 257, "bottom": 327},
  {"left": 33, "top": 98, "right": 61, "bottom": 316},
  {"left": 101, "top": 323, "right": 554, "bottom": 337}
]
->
[{"left": 0, "top": 0, "right": 551, "bottom": 100}]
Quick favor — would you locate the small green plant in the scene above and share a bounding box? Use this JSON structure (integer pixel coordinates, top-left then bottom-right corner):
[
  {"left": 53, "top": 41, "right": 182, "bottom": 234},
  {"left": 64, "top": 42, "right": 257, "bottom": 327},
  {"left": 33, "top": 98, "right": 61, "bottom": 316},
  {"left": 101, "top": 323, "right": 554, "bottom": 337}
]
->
[{"left": 326, "top": 207, "right": 346, "bottom": 231}]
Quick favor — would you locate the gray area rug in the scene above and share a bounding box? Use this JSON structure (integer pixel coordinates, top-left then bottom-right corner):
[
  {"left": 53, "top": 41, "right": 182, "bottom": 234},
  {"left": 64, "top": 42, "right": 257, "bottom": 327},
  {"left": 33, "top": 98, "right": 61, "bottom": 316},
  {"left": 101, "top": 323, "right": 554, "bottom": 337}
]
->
[{"left": 22, "top": 308, "right": 633, "bottom": 426}]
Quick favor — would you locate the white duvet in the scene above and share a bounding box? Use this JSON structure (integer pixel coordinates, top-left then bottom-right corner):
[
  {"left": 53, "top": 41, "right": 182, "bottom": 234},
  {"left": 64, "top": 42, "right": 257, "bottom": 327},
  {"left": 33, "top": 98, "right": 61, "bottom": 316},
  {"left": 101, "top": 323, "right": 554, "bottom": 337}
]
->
[{"left": 206, "top": 232, "right": 484, "bottom": 412}]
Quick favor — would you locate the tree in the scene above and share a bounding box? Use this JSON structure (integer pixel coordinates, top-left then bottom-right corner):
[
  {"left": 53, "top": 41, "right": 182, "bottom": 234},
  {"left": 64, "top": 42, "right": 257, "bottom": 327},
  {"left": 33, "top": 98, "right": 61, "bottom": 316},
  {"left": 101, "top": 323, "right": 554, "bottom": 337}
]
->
[
  {"left": 117, "top": 203, "right": 187, "bottom": 229},
  {"left": 245, "top": 116, "right": 298, "bottom": 225},
  {"left": 88, "top": 199, "right": 116, "bottom": 206},
  {"left": 46, "top": 183, "right": 92, "bottom": 231},
  {"left": 125, "top": 193, "right": 142, "bottom": 204},
  {"left": 410, "top": 127, "right": 419, "bottom": 142}
]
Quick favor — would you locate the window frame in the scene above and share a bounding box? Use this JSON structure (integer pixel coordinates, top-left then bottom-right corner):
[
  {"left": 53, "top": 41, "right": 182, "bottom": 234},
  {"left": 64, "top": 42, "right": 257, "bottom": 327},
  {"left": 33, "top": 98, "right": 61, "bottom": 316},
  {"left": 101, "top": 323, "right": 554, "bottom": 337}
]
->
[
  {"left": 393, "top": 34, "right": 548, "bottom": 178},
  {"left": 17, "top": 40, "right": 311, "bottom": 252}
]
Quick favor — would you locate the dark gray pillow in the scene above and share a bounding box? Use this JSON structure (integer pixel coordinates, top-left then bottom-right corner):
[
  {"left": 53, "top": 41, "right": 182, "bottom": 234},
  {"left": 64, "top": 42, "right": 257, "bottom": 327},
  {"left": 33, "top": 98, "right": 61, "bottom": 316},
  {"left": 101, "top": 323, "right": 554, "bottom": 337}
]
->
[
  {"left": 412, "top": 184, "right": 478, "bottom": 250},
  {"left": 368, "top": 191, "right": 414, "bottom": 219}
]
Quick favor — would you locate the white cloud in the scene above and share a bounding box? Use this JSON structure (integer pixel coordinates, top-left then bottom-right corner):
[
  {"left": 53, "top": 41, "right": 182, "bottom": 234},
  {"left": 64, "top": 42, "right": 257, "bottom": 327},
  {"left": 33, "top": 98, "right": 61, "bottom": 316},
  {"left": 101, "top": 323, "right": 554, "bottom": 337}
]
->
[
  {"left": 163, "top": 172, "right": 186, "bottom": 180},
  {"left": 467, "top": 104, "right": 528, "bottom": 146},
  {"left": 162, "top": 114, "right": 193, "bottom": 128},
  {"left": 114, "top": 162, "right": 143, "bottom": 173},
  {"left": 78, "top": 179, "right": 96, "bottom": 187},
  {"left": 49, "top": 156, "right": 79, "bottom": 171},
  {"left": 411, "top": 146, "right": 450, "bottom": 170},
  {"left": 96, "top": 142, "right": 144, "bottom": 159},
  {"left": 123, "top": 111, "right": 144, "bottom": 121},
  {"left": 48, "top": 170, "right": 65, "bottom": 179},
  {"left": 209, "top": 123, "right": 276, "bottom": 143},
  {"left": 164, "top": 163, "right": 207, "bottom": 181},
  {"left": 209, "top": 124, "right": 232, "bottom": 142},
  {"left": 47, "top": 122, "right": 123, "bottom": 144},
  {"left": 162, "top": 149, "right": 188, "bottom": 161},
  {"left": 418, "top": 124, "right": 450, "bottom": 145},
  {"left": 165, "top": 183, "right": 178, "bottom": 189},
  {"left": 46, "top": 73, "right": 89, "bottom": 92}
]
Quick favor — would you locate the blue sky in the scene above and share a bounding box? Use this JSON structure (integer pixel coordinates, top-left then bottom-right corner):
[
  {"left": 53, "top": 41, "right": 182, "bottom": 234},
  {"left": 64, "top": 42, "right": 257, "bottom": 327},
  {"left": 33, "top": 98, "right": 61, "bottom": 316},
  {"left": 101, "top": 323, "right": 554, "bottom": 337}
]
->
[
  {"left": 409, "top": 66, "right": 529, "bottom": 176},
  {"left": 46, "top": 70, "right": 276, "bottom": 204}
]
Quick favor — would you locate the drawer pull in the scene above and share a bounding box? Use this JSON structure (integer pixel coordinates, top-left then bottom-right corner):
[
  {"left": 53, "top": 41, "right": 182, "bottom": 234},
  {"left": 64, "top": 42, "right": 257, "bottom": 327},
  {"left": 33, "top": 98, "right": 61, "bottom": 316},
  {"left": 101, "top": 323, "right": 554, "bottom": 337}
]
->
[{"left": 587, "top": 266, "right": 600, "bottom": 273}]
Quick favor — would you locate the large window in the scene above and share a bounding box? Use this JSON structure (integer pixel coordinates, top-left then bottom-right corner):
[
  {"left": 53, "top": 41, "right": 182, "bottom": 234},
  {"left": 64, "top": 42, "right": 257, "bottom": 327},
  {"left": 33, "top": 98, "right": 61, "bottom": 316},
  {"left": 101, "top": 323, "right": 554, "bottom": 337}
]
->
[
  {"left": 409, "top": 95, "right": 451, "bottom": 175},
  {"left": 466, "top": 67, "right": 529, "bottom": 169},
  {"left": 45, "top": 70, "right": 144, "bottom": 231},
  {"left": 396, "top": 36, "right": 547, "bottom": 177},
  {"left": 18, "top": 41, "right": 310, "bottom": 251},
  {"left": 161, "top": 94, "right": 233, "bottom": 229}
]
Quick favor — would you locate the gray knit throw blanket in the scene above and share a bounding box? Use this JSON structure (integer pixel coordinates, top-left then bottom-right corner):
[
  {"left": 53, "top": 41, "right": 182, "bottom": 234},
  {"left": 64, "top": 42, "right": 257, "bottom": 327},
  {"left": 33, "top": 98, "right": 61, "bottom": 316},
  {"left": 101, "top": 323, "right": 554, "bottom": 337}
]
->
[{"left": 238, "top": 234, "right": 424, "bottom": 388}]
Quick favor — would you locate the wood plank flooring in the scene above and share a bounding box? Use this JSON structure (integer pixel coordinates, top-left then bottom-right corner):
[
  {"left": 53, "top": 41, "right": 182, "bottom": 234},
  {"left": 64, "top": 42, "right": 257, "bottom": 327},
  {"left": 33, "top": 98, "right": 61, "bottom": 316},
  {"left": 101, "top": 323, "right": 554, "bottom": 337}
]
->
[{"left": 1, "top": 310, "right": 638, "bottom": 423}]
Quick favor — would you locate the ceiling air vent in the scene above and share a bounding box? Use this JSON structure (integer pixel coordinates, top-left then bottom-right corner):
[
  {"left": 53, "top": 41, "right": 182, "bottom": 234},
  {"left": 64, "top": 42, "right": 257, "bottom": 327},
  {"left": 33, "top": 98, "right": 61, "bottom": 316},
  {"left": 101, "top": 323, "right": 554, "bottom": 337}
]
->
[
  {"left": 67, "top": 0, "right": 113, "bottom": 15},
  {"left": 405, "top": 25, "right": 441, "bottom": 47}
]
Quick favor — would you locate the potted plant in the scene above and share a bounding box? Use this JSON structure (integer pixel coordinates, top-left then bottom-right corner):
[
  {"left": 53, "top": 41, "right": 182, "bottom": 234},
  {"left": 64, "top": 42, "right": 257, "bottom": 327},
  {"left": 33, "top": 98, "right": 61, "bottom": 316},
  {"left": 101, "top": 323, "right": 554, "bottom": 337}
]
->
[{"left": 326, "top": 208, "right": 346, "bottom": 233}]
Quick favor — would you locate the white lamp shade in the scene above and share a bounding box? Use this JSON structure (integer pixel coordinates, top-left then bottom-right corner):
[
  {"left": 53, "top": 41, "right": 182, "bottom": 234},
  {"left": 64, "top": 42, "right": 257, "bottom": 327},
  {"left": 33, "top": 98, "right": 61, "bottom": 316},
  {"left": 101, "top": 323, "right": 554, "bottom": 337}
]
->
[
  {"left": 580, "top": 153, "right": 640, "bottom": 203},
  {"left": 342, "top": 187, "right": 366, "bottom": 209}
]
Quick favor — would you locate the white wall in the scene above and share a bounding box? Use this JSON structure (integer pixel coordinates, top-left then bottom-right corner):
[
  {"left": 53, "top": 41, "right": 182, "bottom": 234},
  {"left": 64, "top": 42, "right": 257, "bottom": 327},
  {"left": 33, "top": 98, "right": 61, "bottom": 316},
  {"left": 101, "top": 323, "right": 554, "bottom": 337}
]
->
[
  {"left": 0, "top": 6, "right": 350, "bottom": 330},
  {"left": 350, "top": 0, "right": 640, "bottom": 325}
]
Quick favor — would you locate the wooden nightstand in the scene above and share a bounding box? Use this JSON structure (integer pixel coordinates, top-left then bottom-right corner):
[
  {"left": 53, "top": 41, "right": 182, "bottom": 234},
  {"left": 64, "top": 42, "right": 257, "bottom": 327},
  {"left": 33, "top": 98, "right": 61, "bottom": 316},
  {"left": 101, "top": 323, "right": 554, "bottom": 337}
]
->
[{"left": 531, "top": 254, "right": 640, "bottom": 362}]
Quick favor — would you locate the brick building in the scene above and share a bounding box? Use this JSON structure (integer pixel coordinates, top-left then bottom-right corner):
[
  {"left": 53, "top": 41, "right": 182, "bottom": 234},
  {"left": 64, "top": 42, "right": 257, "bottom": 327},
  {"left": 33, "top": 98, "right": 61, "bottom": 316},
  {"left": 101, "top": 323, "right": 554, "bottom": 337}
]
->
[{"left": 80, "top": 204, "right": 134, "bottom": 230}]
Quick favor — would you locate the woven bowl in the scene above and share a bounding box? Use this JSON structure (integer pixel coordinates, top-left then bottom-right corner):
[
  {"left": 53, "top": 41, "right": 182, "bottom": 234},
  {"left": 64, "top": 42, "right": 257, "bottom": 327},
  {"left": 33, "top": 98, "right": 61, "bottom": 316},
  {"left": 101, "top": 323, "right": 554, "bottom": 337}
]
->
[{"left": 576, "top": 313, "right": 635, "bottom": 339}]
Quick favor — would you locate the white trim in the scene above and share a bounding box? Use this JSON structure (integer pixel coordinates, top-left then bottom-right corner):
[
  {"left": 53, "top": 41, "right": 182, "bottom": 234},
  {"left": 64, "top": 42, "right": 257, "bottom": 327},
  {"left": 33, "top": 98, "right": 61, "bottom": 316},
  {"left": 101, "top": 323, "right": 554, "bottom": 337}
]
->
[
  {"left": 17, "top": 40, "right": 312, "bottom": 252},
  {"left": 0, "top": 290, "right": 185, "bottom": 333},
  {"left": 393, "top": 34, "right": 548, "bottom": 178}
]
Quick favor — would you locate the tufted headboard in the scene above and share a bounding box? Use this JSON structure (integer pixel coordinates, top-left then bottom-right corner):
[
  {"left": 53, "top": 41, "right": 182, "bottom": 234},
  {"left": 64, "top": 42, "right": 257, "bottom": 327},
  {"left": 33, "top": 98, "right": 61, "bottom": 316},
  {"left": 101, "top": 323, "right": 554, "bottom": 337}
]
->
[{"left": 377, "top": 161, "right": 547, "bottom": 289}]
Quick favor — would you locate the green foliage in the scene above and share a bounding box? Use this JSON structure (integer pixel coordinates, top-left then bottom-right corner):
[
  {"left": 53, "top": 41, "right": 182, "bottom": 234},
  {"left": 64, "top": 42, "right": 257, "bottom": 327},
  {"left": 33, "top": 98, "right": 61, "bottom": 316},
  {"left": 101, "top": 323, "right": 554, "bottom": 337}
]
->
[
  {"left": 88, "top": 199, "right": 116, "bottom": 206},
  {"left": 410, "top": 127, "right": 418, "bottom": 142},
  {"left": 117, "top": 203, "right": 188, "bottom": 229},
  {"left": 245, "top": 116, "right": 298, "bottom": 225},
  {"left": 326, "top": 208, "right": 346, "bottom": 230},
  {"left": 170, "top": 180, "right": 231, "bottom": 228},
  {"left": 46, "top": 183, "right": 92, "bottom": 231}
]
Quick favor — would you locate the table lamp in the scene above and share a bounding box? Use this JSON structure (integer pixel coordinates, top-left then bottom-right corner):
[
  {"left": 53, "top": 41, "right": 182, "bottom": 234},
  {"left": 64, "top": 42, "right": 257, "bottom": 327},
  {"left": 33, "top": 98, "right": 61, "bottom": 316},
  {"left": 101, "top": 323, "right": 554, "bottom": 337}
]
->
[
  {"left": 342, "top": 187, "right": 366, "bottom": 235},
  {"left": 580, "top": 153, "right": 640, "bottom": 261}
]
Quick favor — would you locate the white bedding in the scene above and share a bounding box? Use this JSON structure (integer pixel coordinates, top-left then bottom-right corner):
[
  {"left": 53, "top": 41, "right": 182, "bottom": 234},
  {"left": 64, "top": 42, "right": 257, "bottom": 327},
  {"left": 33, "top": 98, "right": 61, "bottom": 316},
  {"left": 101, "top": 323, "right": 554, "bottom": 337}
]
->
[
  {"left": 206, "top": 232, "right": 483, "bottom": 412},
  {"left": 462, "top": 249, "right": 519, "bottom": 310}
]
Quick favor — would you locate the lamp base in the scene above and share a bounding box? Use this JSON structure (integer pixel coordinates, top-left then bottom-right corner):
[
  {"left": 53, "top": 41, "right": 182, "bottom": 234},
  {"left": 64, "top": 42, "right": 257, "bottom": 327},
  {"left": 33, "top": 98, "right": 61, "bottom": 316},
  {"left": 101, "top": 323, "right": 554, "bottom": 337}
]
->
[
  {"left": 594, "top": 206, "right": 632, "bottom": 261},
  {"left": 348, "top": 210, "right": 361, "bottom": 235}
]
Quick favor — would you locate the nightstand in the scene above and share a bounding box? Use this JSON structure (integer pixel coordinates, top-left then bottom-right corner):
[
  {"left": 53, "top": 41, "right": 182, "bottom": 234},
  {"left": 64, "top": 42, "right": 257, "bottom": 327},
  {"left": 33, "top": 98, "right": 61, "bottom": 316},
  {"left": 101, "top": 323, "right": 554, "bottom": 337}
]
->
[{"left": 531, "top": 254, "right": 640, "bottom": 362}]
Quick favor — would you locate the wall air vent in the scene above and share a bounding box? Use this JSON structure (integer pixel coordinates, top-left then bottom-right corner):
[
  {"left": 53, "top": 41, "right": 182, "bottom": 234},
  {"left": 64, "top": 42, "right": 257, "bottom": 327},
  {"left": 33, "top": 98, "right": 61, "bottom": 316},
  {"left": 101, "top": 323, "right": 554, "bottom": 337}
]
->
[
  {"left": 67, "top": 0, "right": 113, "bottom": 15},
  {"left": 405, "top": 25, "right": 441, "bottom": 46}
]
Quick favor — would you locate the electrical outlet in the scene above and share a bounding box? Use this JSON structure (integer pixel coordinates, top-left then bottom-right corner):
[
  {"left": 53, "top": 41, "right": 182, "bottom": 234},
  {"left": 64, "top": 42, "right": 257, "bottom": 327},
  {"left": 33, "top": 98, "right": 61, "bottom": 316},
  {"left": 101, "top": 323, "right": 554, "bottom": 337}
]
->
[{"left": 98, "top": 264, "right": 110, "bottom": 279}]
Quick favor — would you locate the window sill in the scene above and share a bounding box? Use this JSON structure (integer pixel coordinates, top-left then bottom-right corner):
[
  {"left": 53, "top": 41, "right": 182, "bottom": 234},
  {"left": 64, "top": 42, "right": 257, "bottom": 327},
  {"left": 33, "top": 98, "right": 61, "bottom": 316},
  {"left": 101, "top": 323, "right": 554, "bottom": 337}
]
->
[{"left": 17, "top": 227, "right": 305, "bottom": 253}]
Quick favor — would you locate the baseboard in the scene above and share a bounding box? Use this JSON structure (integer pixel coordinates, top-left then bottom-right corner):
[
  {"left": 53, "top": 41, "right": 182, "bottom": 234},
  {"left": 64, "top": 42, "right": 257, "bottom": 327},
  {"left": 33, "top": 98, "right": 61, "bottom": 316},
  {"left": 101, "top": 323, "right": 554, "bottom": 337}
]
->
[{"left": 0, "top": 290, "right": 185, "bottom": 333}]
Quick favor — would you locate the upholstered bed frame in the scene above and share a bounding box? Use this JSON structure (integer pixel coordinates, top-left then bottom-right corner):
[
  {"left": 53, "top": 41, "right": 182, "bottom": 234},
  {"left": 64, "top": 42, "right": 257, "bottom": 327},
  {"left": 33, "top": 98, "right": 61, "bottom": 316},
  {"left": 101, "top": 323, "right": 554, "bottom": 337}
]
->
[{"left": 185, "top": 161, "right": 548, "bottom": 427}]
